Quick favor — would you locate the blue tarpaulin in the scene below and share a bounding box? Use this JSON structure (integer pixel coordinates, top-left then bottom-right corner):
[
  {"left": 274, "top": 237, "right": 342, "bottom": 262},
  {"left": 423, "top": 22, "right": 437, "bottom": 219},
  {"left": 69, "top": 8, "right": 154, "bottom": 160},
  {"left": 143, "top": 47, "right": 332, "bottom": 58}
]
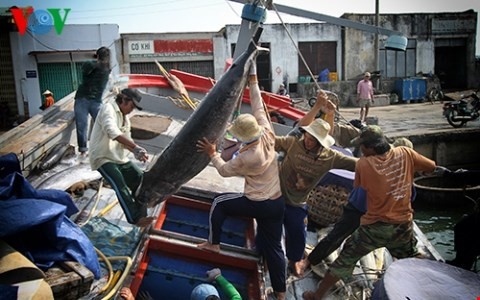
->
[{"left": 0, "top": 153, "right": 101, "bottom": 278}]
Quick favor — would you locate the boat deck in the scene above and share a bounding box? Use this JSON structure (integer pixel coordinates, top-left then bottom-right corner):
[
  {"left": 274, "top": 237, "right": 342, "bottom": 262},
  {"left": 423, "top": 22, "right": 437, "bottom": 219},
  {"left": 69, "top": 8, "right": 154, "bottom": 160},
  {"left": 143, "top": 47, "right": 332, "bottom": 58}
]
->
[
  {"left": 1, "top": 80, "right": 467, "bottom": 300},
  {"left": 21, "top": 144, "right": 444, "bottom": 300}
]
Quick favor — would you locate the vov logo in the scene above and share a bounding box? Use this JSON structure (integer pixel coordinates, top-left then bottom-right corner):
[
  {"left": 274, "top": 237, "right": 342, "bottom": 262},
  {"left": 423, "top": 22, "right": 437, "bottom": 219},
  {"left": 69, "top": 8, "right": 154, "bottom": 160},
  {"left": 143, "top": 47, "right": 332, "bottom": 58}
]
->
[{"left": 9, "top": 7, "right": 71, "bottom": 35}]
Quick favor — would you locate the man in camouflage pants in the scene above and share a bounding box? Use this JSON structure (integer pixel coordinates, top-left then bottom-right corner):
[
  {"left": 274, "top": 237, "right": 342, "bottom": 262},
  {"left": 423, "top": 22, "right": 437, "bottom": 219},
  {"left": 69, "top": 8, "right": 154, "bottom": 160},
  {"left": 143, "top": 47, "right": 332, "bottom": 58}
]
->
[{"left": 303, "top": 126, "right": 446, "bottom": 300}]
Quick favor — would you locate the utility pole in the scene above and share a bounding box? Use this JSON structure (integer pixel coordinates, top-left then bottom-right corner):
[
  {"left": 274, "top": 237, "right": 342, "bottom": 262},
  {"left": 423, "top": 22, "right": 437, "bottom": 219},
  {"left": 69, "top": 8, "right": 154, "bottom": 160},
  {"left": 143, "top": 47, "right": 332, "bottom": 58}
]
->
[{"left": 374, "top": 0, "right": 380, "bottom": 90}]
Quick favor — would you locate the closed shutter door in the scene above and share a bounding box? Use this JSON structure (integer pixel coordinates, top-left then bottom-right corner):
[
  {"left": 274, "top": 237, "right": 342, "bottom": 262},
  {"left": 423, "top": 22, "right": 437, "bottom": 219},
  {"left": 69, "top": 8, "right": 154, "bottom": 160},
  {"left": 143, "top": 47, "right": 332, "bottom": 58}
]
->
[
  {"left": 37, "top": 63, "right": 75, "bottom": 101},
  {"left": 131, "top": 61, "right": 214, "bottom": 78}
]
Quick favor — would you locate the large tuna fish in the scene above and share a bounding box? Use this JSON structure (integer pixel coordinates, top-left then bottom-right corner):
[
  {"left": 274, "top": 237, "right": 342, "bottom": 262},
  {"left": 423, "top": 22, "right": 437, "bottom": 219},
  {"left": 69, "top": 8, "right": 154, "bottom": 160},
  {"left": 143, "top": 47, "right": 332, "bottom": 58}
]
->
[{"left": 137, "top": 29, "right": 263, "bottom": 205}]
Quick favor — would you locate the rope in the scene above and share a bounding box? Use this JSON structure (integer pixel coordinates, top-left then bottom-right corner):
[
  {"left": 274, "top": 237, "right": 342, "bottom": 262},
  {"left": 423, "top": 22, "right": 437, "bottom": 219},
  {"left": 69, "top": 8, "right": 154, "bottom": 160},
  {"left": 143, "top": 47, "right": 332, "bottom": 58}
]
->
[{"left": 264, "top": 1, "right": 358, "bottom": 127}]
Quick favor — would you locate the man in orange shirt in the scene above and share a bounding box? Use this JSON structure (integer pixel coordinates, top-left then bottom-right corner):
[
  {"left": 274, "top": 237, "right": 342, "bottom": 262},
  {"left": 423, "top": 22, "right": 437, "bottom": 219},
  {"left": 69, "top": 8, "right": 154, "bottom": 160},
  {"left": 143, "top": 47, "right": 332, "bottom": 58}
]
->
[{"left": 303, "top": 125, "right": 447, "bottom": 300}]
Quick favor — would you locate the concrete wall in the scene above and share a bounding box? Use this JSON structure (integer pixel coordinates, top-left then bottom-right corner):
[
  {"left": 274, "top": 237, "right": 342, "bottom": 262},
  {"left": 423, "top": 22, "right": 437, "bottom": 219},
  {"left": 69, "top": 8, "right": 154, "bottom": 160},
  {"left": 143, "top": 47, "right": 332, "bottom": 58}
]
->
[
  {"left": 342, "top": 11, "right": 478, "bottom": 87},
  {"left": 409, "top": 131, "right": 480, "bottom": 170},
  {"left": 416, "top": 40, "right": 435, "bottom": 74},
  {"left": 9, "top": 24, "right": 119, "bottom": 117},
  {"left": 219, "top": 23, "right": 342, "bottom": 91}
]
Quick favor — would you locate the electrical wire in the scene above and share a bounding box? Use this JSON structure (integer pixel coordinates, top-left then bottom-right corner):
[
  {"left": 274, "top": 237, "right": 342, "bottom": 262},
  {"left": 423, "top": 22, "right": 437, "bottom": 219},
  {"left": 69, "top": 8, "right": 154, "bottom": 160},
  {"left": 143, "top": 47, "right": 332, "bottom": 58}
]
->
[
  {"left": 26, "top": 30, "right": 116, "bottom": 53},
  {"left": 95, "top": 247, "right": 114, "bottom": 294},
  {"left": 100, "top": 256, "right": 133, "bottom": 300}
]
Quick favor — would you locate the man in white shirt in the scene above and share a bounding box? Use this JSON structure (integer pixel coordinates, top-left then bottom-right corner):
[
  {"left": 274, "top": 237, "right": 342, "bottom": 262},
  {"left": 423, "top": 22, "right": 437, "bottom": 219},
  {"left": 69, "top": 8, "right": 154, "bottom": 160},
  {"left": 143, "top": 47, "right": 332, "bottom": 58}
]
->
[{"left": 89, "top": 88, "right": 153, "bottom": 226}]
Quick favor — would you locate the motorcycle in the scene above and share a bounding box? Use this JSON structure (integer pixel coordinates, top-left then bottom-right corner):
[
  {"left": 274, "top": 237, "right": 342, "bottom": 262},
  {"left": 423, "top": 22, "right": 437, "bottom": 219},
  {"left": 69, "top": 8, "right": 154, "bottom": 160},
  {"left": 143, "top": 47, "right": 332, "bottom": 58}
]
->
[{"left": 443, "top": 90, "right": 480, "bottom": 128}]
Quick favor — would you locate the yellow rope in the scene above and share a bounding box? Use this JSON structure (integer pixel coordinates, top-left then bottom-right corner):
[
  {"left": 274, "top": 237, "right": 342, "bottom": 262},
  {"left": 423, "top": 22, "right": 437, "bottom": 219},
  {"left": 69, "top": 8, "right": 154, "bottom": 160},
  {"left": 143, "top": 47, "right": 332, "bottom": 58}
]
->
[
  {"left": 96, "top": 199, "right": 119, "bottom": 218},
  {"left": 155, "top": 59, "right": 197, "bottom": 110},
  {"left": 100, "top": 256, "right": 133, "bottom": 300},
  {"left": 95, "top": 247, "right": 114, "bottom": 294}
]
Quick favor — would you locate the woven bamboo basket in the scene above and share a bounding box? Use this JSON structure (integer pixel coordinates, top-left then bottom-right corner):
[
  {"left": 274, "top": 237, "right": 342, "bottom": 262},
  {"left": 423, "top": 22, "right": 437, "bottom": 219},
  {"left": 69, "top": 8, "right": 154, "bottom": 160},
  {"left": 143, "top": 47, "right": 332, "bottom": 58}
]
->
[{"left": 307, "top": 184, "right": 350, "bottom": 227}]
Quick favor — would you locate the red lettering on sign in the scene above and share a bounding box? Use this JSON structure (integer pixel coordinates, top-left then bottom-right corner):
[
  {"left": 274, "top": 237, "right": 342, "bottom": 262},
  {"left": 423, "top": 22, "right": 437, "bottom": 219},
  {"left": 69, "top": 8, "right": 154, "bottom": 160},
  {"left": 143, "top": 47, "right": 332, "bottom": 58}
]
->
[{"left": 153, "top": 39, "right": 213, "bottom": 54}]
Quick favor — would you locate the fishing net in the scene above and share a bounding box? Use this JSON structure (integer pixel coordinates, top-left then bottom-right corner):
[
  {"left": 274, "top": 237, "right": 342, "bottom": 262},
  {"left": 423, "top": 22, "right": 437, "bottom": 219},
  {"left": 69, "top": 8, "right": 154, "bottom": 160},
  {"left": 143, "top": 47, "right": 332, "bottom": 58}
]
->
[{"left": 307, "top": 184, "right": 350, "bottom": 227}]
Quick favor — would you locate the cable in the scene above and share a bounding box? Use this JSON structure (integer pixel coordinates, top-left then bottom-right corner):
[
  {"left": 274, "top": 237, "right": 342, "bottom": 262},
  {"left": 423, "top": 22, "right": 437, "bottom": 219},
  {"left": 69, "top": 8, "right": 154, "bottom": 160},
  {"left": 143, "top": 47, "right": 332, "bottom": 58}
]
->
[
  {"left": 266, "top": 1, "right": 358, "bottom": 128},
  {"left": 94, "top": 247, "right": 134, "bottom": 300},
  {"left": 95, "top": 247, "right": 114, "bottom": 294},
  {"left": 100, "top": 256, "right": 133, "bottom": 300}
]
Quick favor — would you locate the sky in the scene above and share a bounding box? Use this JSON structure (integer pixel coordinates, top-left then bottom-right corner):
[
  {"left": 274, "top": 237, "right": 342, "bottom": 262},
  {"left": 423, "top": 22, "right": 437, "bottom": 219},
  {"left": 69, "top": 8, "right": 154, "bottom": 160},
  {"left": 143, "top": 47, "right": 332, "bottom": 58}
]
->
[{"left": 1, "top": 0, "right": 479, "bottom": 55}]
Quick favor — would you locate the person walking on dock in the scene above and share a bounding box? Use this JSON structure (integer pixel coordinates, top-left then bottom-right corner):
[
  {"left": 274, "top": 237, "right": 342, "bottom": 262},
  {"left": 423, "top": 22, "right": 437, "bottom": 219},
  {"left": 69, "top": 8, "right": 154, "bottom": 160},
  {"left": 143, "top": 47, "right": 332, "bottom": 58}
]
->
[{"left": 356, "top": 72, "right": 374, "bottom": 123}]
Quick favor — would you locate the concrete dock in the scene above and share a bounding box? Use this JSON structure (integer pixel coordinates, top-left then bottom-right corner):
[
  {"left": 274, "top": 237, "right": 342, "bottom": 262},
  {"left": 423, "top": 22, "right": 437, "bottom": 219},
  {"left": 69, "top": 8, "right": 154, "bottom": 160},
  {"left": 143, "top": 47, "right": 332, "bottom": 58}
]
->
[{"left": 293, "top": 99, "right": 480, "bottom": 170}]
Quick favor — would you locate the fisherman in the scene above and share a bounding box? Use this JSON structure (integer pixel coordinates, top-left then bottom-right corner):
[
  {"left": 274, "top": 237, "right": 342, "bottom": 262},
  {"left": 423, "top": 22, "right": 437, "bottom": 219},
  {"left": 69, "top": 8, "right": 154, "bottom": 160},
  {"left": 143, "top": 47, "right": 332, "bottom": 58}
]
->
[
  {"left": 303, "top": 126, "right": 446, "bottom": 300},
  {"left": 301, "top": 137, "right": 416, "bottom": 275},
  {"left": 196, "top": 60, "right": 287, "bottom": 300},
  {"left": 89, "top": 88, "right": 153, "bottom": 227},
  {"left": 74, "top": 46, "right": 112, "bottom": 157},
  {"left": 275, "top": 91, "right": 357, "bottom": 277},
  {"left": 119, "top": 268, "right": 241, "bottom": 300},
  {"left": 40, "top": 90, "right": 55, "bottom": 110},
  {"left": 277, "top": 83, "right": 289, "bottom": 97}
]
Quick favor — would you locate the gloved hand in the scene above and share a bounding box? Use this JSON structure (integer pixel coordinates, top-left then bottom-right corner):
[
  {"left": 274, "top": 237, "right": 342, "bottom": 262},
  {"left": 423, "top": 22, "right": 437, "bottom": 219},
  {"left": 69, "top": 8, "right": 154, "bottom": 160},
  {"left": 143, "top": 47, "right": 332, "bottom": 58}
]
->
[
  {"left": 206, "top": 268, "right": 221, "bottom": 282},
  {"left": 432, "top": 166, "right": 451, "bottom": 176},
  {"left": 133, "top": 145, "right": 148, "bottom": 162},
  {"left": 249, "top": 62, "right": 257, "bottom": 76}
]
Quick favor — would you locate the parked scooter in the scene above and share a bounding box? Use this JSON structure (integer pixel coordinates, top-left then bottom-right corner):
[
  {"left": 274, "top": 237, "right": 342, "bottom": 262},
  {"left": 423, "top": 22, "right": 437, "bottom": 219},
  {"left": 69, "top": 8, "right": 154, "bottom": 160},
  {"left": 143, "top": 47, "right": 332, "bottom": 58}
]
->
[{"left": 443, "top": 90, "right": 480, "bottom": 128}]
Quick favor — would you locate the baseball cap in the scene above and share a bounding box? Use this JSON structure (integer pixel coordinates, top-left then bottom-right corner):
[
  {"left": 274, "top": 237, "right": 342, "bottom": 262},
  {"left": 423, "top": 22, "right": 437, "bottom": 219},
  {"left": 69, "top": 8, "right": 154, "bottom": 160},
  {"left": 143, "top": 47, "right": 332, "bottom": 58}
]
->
[
  {"left": 191, "top": 283, "right": 219, "bottom": 300},
  {"left": 351, "top": 125, "right": 386, "bottom": 147},
  {"left": 121, "top": 88, "right": 143, "bottom": 110}
]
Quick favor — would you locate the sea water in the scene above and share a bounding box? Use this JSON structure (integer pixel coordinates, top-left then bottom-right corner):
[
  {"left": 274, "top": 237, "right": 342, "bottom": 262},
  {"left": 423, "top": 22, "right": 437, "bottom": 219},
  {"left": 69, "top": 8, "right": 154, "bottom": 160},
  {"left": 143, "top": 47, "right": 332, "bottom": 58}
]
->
[{"left": 413, "top": 202, "right": 471, "bottom": 261}]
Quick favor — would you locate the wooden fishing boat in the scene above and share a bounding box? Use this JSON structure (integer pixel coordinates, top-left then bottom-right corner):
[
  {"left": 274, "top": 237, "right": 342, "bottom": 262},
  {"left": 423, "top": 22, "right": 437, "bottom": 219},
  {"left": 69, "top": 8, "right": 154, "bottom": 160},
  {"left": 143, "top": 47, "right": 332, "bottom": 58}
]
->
[
  {"left": 129, "top": 195, "right": 264, "bottom": 300},
  {"left": 0, "top": 69, "right": 445, "bottom": 300},
  {"left": 0, "top": 68, "right": 302, "bottom": 177}
]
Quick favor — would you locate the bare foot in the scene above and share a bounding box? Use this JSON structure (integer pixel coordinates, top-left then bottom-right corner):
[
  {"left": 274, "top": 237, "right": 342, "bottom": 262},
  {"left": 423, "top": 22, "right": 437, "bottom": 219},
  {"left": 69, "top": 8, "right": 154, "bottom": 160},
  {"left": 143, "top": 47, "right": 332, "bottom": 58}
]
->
[
  {"left": 135, "top": 216, "right": 155, "bottom": 227},
  {"left": 302, "top": 290, "right": 318, "bottom": 300},
  {"left": 119, "top": 287, "right": 135, "bottom": 300},
  {"left": 295, "top": 258, "right": 310, "bottom": 277},
  {"left": 197, "top": 241, "right": 220, "bottom": 253},
  {"left": 275, "top": 291, "right": 286, "bottom": 300},
  {"left": 289, "top": 259, "right": 309, "bottom": 277}
]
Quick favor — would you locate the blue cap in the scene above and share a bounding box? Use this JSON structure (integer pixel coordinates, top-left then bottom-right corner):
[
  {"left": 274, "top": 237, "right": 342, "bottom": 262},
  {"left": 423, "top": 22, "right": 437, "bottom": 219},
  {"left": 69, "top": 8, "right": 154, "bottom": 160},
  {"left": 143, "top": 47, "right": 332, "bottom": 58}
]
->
[{"left": 191, "top": 284, "right": 219, "bottom": 300}]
